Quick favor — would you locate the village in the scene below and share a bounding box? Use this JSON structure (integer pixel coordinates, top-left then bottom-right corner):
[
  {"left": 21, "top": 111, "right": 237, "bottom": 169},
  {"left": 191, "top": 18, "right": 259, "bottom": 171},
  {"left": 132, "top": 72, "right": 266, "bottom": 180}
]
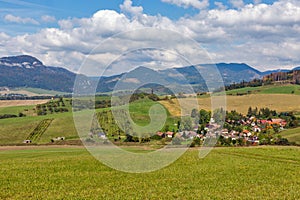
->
[{"left": 155, "top": 107, "right": 296, "bottom": 146}]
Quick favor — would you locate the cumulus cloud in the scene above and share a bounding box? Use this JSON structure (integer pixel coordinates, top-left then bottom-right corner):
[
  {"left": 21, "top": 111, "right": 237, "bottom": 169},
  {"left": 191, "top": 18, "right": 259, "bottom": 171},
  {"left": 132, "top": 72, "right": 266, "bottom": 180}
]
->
[
  {"left": 4, "top": 14, "right": 40, "bottom": 25},
  {"left": 41, "top": 15, "right": 56, "bottom": 23},
  {"left": 120, "top": 0, "right": 143, "bottom": 16},
  {"left": 161, "top": 0, "right": 209, "bottom": 9},
  {"left": 229, "top": 0, "right": 245, "bottom": 9},
  {"left": 214, "top": 1, "right": 227, "bottom": 10},
  {"left": 1, "top": 0, "right": 300, "bottom": 74},
  {"left": 253, "top": 0, "right": 262, "bottom": 4}
]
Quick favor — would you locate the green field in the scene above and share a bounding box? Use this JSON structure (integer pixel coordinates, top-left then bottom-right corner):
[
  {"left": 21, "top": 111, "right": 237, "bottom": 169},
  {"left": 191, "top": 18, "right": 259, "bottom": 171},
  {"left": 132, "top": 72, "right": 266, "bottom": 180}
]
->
[
  {"left": 0, "top": 105, "right": 34, "bottom": 115},
  {"left": 281, "top": 127, "right": 300, "bottom": 145},
  {"left": 0, "top": 97, "right": 178, "bottom": 145},
  {"left": 16, "top": 87, "right": 68, "bottom": 96},
  {"left": 0, "top": 146, "right": 299, "bottom": 199},
  {"left": 226, "top": 84, "right": 300, "bottom": 95}
]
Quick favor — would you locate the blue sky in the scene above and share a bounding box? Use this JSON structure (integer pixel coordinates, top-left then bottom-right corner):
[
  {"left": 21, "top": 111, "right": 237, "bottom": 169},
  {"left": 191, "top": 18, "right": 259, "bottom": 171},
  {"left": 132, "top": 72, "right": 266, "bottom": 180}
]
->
[
  {"left": 0, "top": 0, "right": 299, "bottom": 75},
  {"left": 0, "top": 0, "right": 277, "bottom": 34}
]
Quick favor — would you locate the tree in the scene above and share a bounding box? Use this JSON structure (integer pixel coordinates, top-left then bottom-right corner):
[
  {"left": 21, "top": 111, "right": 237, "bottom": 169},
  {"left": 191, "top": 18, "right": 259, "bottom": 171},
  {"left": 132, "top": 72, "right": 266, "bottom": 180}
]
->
[
  {"left": 164, "top": 125, "right": 170, "bottom": 132},
  {"left": 172, "top": 137, "right": 181, "bottom": 145},
  {"left": 213, "top": 108, "right": 225, "bottom": 124},
  {"left": 191, "top": 108, "right": 198, "bottom": 118},
  {"left": 199, "top": 109, "right": 210, "bottom": 125},
  {"left": 180, "top": 117, "right": 193, "bottom": 131},
  {"left": 247, "top": 106, "right": 252, "bottom": 117}
]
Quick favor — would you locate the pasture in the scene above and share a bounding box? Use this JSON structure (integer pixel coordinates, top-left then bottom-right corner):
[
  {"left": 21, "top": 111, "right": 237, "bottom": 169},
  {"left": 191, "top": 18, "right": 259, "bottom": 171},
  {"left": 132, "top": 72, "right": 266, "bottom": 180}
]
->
[
  {"left": 281, "top": 127, "right": 300, "bottom": 145},
  {"left": 225, "top": 84, "right": 300, "bottom": 95},
  {"left": 0, "top": 146, "right": 299, "bottom": 199}
]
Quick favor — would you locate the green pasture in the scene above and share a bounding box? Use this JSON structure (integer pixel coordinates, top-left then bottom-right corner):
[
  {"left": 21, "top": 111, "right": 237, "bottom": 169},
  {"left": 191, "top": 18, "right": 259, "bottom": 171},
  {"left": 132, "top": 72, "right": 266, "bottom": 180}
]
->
[
  {"left": 226, "top": 84, "right": 300, "bottom": 95},
  {"left": 281, "top": 127, "right": 300, "bottom": 145},
  {"left": 0, "top": 146, "right": 299, "bottom": 199}
]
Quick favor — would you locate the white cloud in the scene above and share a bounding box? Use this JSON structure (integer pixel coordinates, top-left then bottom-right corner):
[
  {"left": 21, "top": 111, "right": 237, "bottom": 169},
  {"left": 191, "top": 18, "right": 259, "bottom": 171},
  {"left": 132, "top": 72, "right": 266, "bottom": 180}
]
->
[
  {"left": 120, "top": 0, "right": 143, "bottom": 16},
  {"left": 229, "top": 0, "right": 245, "bottom": 9},
  {"left": 4, "top": 14, "right": 39, "bottom": 25},
  {"left": 253, "top": 0, "right": 262, "bottom": 5},
  {"left": 1, "top": 0, "right": 300, "bottom": 74},
  {"left": 214, "top": 1, "right": 227, "bottom": 10},
  {"left": 161, "top": 0, "right": 209, "bottom": 9},
  {"left": 0, "top": 32, "right": 10, "bottom": 40},
  {"left": 41, "top": 15, "right": 56, "bottom": 23}
]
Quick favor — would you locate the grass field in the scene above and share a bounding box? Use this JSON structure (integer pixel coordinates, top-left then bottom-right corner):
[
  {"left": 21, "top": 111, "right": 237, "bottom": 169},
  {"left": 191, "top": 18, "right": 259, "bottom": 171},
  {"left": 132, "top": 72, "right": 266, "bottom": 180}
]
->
[
  {"left": 226, "top": 84, "right": 300, "bottom": 95},
  {"left": 160, "top": 94, "right": 300, "bottom": 116},
  {"left": 14, "top": 87, "right": 67, "bottom": 96},
  {"left": 281, "top": 127, "right": 300, "bottom": 145},
  {"left": 0, "top": 146, "right": 299, "bottom": 199},
  {"left": 0, "top": 98, "right": 179, "bottom": 145},
  {"left": 0, "top": 105, "right": 35, "bottom": 115}
]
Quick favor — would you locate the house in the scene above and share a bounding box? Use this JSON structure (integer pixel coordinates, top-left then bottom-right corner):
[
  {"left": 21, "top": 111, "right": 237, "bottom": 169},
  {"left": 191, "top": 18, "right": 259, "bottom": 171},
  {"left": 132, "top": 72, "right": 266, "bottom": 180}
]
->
[
  {"left": 156, "top": 132, "right": 165, "bottom": 138},
  {"left": 242, "top": 130, "right": 252, "bottom": 137},
  {"left": 222, "top": 129, "right": 229, "bottom": 135},
  {"left": 98, "top": 133, "right": 107, "bottom": 139},
  {"left": 187, "top": 131, "right": 197, "bottom": 139},
  {"left": 253, "top": 125, "right": 261, "bottom": 132},
  {"left": 166, "top": 131, "right": 174, "bottom": 138}
]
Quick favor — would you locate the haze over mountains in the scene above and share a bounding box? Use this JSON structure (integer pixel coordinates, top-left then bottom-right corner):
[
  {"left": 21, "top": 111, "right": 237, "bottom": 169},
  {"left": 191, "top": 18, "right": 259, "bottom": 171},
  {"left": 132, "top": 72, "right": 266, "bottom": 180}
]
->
[{"left": 0, "top": 55, "right": 298, "bottom": 94}]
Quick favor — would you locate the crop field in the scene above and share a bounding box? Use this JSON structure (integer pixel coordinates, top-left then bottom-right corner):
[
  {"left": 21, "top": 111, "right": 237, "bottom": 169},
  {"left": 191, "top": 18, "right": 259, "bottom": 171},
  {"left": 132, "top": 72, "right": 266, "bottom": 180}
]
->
[
  {"left": 0, "top": 97, "right": 179, "bottom": 145},
  {"left": 160, "top": 94, "right": 300, "bottom": 116},
  {"left": 0, "top": 100, "right": 49, "bottom": 108},
  {"left": 0, "top": 146, "right": 299, "bottom": 199}
]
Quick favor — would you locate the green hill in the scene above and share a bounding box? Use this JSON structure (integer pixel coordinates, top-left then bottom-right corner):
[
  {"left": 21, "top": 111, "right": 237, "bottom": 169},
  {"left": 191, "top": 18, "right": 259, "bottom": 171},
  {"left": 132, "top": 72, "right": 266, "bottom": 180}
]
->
[
  {"left": 0, "top": 97, "right": 178, "bottom": 145},
  {"left": 226, "top": 84, "right": 300, "bottom": 96}
]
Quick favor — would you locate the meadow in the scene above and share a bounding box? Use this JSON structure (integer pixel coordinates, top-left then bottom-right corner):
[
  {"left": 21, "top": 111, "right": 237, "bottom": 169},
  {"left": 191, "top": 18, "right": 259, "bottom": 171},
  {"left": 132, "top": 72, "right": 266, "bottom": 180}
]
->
[
  {"left": 281, "top": 127, "right": 300, "bottom": 145},
  {"left": 0, "top": 146, "right": 299, "bottom": 199},
  {"left": 0, "top": 97, "right": 178, "bottom": 145},
  {"left": 225, "top": 84, "right": 300, "bottom": 95}
]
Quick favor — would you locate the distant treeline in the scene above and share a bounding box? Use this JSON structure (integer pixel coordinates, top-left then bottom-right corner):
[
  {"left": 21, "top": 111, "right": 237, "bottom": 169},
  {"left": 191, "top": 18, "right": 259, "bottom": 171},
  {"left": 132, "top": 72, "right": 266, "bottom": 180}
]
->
[
  {"left": 0, "top": 95, "right": 55, "bottom": 100},
  {"left": 225, "top": 79, "right": 263, "bottom": 91},
  {"left": 0, "top": 113, "right": 26, "bottom": 119},
  {"left": 224, "top": 70, "right": 300, "bottom": 91}
]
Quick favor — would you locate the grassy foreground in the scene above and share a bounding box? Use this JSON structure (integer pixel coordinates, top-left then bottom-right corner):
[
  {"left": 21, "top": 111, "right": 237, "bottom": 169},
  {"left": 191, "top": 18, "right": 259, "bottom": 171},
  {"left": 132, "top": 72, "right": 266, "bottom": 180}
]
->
[{"left": 1, "top": 146, "right": 299, "bottom": 199}]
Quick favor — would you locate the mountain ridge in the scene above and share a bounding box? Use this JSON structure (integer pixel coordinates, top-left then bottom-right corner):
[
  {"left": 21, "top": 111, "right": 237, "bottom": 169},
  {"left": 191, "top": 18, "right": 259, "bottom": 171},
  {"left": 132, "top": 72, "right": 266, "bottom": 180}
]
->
[{"left": 0, "top": 55, "right": 299, "bottom": 93}]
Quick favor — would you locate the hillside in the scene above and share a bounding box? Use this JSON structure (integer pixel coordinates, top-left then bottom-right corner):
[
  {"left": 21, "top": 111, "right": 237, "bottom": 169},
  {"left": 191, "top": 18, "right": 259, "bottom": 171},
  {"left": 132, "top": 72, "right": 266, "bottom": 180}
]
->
[
  {"left": 0, "top": 55, "right": 78, "bottom": 92},
  {"left": 226, "top": 84, "right": 300, "bottom": 96},
  {"left": 1, "top": 55, "right": 292, "bottom": 94}
]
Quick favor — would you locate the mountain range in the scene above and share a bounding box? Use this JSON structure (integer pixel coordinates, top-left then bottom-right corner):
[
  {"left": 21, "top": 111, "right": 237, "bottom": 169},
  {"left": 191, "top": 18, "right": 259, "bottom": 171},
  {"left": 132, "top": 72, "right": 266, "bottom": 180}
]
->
[{"left": 0, "top": 55, "right": 298, "bottom": 94}]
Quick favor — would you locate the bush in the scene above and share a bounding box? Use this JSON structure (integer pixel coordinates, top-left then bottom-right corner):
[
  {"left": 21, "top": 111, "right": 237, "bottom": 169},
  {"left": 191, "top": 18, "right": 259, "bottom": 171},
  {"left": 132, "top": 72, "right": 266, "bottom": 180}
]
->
[{"left": 172, "top": 137, "right": 181, "bottom": 145}]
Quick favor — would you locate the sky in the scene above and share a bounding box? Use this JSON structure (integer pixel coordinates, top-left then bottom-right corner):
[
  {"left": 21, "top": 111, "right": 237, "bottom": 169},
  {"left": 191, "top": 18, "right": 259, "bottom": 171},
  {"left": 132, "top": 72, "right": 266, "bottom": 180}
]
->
[{"left": 0, "top": 0, "right": 299, "bottom": 75}]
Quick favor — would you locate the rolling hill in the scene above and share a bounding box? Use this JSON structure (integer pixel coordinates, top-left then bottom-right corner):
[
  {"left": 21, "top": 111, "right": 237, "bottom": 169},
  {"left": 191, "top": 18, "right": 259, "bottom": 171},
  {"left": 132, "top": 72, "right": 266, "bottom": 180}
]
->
[{"left": 1, "top": 54, "right": 299, "bottom": 94}]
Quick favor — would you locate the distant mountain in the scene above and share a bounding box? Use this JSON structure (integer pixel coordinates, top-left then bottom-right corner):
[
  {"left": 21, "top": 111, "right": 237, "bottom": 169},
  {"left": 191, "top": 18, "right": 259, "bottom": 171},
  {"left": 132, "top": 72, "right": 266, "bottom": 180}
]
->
[
  {"left": 98, "top": 63, "right": 265, "bottom": 93},
  {"left": 0, "top": 55, "right": 84, "bottom": 93},
  {"left": 261, "top": 69, "right": 291, "bottom": 75},
  {"left": 292, "top": 66, "right": 300, "bottom": 71},
  {"left": 1, "top": 55, "right": 297, "bottom": 94}
]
